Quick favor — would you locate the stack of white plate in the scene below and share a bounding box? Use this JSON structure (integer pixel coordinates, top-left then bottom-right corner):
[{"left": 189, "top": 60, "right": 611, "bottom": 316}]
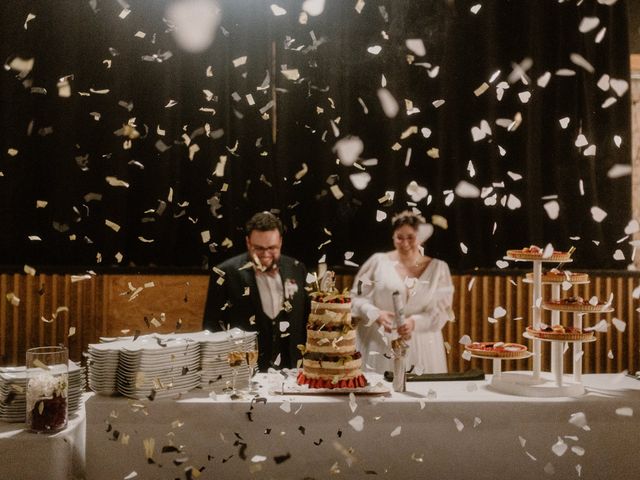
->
[
  {"left": 0, "top": 361, "right": 85, "bottom": 423},
  {"left": 115, "top": 336, "right": 201, "bottom": 400},
  {"left": 87, "top": 342, "right": 123, "bottom": 395},
  {"left": 197, "top": 329, "right": 257, "bottom": 392}
]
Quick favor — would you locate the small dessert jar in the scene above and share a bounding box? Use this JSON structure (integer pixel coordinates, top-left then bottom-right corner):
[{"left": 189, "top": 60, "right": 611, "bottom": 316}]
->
[{"left": 26, "top": 346, "right": 68, "bottom": 433}]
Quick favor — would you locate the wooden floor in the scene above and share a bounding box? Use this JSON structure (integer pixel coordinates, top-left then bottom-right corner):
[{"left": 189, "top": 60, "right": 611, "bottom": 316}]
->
[{"left": 1, "top": 271, "right": 638, "bottom": 374}]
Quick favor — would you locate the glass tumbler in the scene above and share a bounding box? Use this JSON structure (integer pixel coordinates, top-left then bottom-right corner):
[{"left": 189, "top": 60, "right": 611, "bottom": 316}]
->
[{"left": 26, "top": 346, "right": 68, "bottom": 433}]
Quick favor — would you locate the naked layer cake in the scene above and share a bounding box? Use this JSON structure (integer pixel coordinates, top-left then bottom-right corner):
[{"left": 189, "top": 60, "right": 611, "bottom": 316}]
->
[
  {"left": 526, "top": 325, "right": 594, "bottom": 341},
  {"left": 542, "top": 296, "right": 609, "bottom": 313},
  {"left": 525, "top": 269, "right": 589, "bottom": 284},
  {"left": 297, "top": 290, "right": 367, "bottom": 389}
]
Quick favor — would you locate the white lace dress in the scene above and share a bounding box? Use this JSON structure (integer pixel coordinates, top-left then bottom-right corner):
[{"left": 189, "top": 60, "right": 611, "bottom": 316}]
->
[{"left": 351, "top": 252, "right": 454, "bottom": 374}]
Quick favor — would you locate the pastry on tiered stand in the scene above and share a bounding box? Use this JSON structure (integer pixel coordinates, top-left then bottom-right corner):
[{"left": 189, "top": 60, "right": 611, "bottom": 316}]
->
[
  {"left": 525, "top": 269, "right": 589, "bottom": 284},
  {"left": 296, "top": 286, "right": 368, "bottom": 390},
  {"left": 542, "top": 295, "right": 609, "bottom": 312},
  {"left": 506, "top": 245, "right": 572, "bottom": 262},
  {"left": 465, "top": 342, "right": 529, "bottom": 359},
  {"left": 525, "top": 324, "right": 594, "bottom": 341}
]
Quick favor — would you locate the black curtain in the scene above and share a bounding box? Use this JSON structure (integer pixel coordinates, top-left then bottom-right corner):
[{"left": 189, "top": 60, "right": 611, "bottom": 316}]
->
[{"left": 0, "top": 0, "right": 631, "bottom": 271}]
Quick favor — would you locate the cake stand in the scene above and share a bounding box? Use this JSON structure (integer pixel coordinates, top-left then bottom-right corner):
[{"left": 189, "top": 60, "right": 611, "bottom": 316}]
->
[{"left": 490, "top": 256, "right": 607, "bottom": 397}]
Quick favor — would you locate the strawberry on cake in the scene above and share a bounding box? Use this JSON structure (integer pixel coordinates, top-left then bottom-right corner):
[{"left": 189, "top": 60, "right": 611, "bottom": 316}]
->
[
  {"left": 297, "top": 289, "right": 367, "bottom": 389},
  {"left": 507, "top": 245, "right": 572, "bottom": 262}
]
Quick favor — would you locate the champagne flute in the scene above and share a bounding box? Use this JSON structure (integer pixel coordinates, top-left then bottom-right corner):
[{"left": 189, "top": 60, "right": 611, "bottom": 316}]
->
[
  {"left": 245, "top": 346, "right": 259, "bottom": 393},
  {"left": 227, "top": 351, "right": 244, "bottom": 396}
]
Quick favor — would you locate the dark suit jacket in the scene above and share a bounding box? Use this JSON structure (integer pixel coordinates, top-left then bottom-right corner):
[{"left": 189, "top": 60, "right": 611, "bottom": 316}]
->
[{"left": 203, "top": 253, "right": 310, "bottom": 370}]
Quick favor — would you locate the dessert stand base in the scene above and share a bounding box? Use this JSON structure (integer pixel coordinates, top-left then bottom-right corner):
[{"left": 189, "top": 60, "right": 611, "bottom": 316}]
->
[{"left": 490, "top": 371, "right": 584, "bottom": 397}]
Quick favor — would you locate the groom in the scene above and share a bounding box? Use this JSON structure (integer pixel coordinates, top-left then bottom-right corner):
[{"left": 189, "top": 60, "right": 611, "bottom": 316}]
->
[{"left": 203, "top": 212, "right": 310, "bottom": 370}]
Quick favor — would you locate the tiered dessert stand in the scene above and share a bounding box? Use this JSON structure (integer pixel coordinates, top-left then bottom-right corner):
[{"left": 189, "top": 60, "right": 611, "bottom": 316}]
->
[{"left": 484, "top": 251, "right": 611, "bottom": 397}]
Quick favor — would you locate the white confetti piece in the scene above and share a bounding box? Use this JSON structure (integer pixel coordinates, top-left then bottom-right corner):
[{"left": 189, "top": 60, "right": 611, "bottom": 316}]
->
[
  {"left": 68, "top": 326, "right": 76, "bottom": 337},
  {"left": 302, "top": 0, "right": 325, "bottom": 16},
  {"left": 610, "top": 78, "right": 629, "bottom": 97},
  {"left": 544, "top": 200, "right": 560, "bottom": 220},
  {"left": 23, "top": 265, "right": 36, "bottom": 276},
  {"left": 607, "top": 164, "right": 632, "bottom": 179},
  {"left": 613, "top": 135, "right": 622, "bottom": 147},
  {"left": 579, "top": 16, "right": 600, "bottom": 33},
  {"left": 572, "top": 446, "right": 585, "bottom": 457},
  {"left": 432, "top": 99, "right": 445, "bottom": 108},
  {"left": 334, "top": 136, "right": 363, "bottom": 166},
  {"left": 526, "top": 452, "right": 537, "bottom": 461},
  {"left": 575, "top": 134, "right": 588, "bottom": 148},
  {"left": 406, "top": 181, "right": 428, "bottom": 202},
  {"left": 506, "top": 194, "right": 521, "bottom": 210},
  {"left": 355, "top": 0, "right": 365, "bottom": 13},
  {"left": 493, "top": 306, "right": 507, "bottom": 319},
  {"left": 390, "top": 426, "right": 401, "bottom": 437},
  {"left": 349, "top": 415, "right": 364, "bottom": 432},
  {"left": 607, "top": 350, "right": 614, "bottom": 359},
  {"left": 166, "top": 0, "right": 221, "bottom": 53},
  {"left": 471, "top": 120, "right": 492, "bottom": 141},
  {"left": 544, "top": 463, "right": 555, "bottom": 475},
  {"left": 348, "top": 393, "right": 357, "bottom": 413},
  {"left": 124, "top": 472, "right": 138, "bottom": 480},
  {"left": 377, "top": 88, "right": 399, "bottom": 118},
  {"left": 453, "top": 418, "right": 464, "bottom": 432},
  {"left": 349, "top": 172, "right": 371, "bottom": 190},
  {"left": 280, "top": 400, "right": 291, "bottom": 413},
  {"left": 583, "top": 145, "right": 596, "bottom": 156},
  {"left": 367, "top": 45, "right": 382, "bottom": 55},
  {"left": 570, "top": 53, "right": 594, "bottom": 73},
  {"left": 569, "top": 412, "right": 589, "bottom": 430},
  {"left": 251, "top": 455, "right": 267, "bottom": 463},
  {"left": 462, "top": 350, "right": 472, "bottom": 361},
  {"left": 473, "top": 417, "right": 481, "bottom": 427},
  {"left": 537, "top": 71, "right": 551, "bottom": 88},
  {"left": 518, "top": 91, "right": 531, "bottom": 103},
  {"left": 612, "top": 317, "right": 626, "bottom": 332},
  {"left": 460, "top": 242, "right": 468, "bottom": 254},
  {"left": 496, "top": 260, "right": 509, "bottom": 269},
  {"left": 613, "top": 249, "right": 625, "bottom": 261},
  {"left": 405, "top": 39, "right": 425, "bottom": 56},
  {"left": 459, "top": 335, "right": 472, "bottom": 345},
  {"left": 624, "top": 219, "right": 640, "bottom": 235},
  {"left": 119, "top": 8, "right": 131, "bottom": 19},
  {"left": 590, "top": 206, "right": 607, "bottom": 223},
  {"left": 270, "top": 4, "right": 287, "bottom": 16},
  {"left": 615, "top": 407, "right": 633, "bottom": 417},
  {"left": 455, "top": 180, "right": 480, "bottom": 198},
  {"left": 470, "top": 3, "right": 481, "bottom": 14},
  {"left": 559, "top": 117, "right": 570, "bottom": 129}
]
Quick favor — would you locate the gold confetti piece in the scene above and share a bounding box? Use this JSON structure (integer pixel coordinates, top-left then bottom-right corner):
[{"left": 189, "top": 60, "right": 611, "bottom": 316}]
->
[
  {"left": 105, "top": 176, "right": 130, "bottom": 188},
  {"left": 6, "top": 292, "right": 20, "bottom": 306},
  {"left": 474, "top": 82, "right": 489, "bottom": 96},
  {"left": 330, "top": 185, "right": 344, "bottom": 199},
  {"left": 426, "top": 147, "right": 439, "bottom": 158},
  {"left": 105, "top": 220, "right": 121, "bottom": 233},
  {"left": 201, "top": 230, "right": 211, "bottom": 243},
  {"left": 143, "top": 438, "right": 155, "bottom": 460},
  {"left": 295, "top": 163, "right": 308, "bottom": 180}
]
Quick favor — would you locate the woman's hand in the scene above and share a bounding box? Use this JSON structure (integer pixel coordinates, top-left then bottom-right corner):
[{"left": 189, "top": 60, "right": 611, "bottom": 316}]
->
[
  {"left": 397, "top": 315, "right": 415, "bottom": 340},
  {"left": 376, "top": 311, "right": 395, "bottom": 333}
]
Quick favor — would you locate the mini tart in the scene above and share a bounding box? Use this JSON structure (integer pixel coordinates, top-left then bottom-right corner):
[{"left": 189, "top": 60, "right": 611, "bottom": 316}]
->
[
  {"left": 507, "top": 247, "right": 571, "bottom": 262},
  {"left": 525, "top": 270, "right": 589, "bottom": 283},
  {"left": 543, "top": 299, "right": 608, "bottom": 312},
  {"left": 526, "top": 326, "right": 594, "bottom": 341},
  {"left": 305, "top": 329, "right": 356, "bottom": 354},
  {"left": 465, "top": 342, "right": 529, "bottom": 358}
]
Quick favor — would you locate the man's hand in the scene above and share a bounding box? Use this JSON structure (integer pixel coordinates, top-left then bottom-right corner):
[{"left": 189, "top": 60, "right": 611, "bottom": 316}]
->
[{"left": 376, "top": 311, "right": 395, "bottom": 333}]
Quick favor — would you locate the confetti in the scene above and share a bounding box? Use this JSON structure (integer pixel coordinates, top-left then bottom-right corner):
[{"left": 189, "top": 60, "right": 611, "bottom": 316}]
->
[
  {"left": 453, "top": 418, "right": 464, "bottom": 432},
  {"left": 270, "top": 4, "right": 287, "bottom": 16},
  {"left": 390, "top": 426, "right": 401, "bottom": 437},
  {"left": 348, "top": 415, "right": 364, "bottom": 432},
  {"left": 590, "top": 206, "right": 607, "bottom": 223},
  {"left": 615, "top": 407, "right": 633, "bottom": 417},
  {"left": 406, "top": 39, "right": 425, "bottom": 56},
  {"left": 333, "top": 136, "right": 363, "bottom": 166},
  {"left": 377, "top": 88, "right": 399, "bottom": 118}
]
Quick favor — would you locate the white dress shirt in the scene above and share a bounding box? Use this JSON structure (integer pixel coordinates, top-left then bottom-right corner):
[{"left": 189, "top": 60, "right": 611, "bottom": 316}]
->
[{"left": 255, "top": 271, "right": 284, "bottom": 319}]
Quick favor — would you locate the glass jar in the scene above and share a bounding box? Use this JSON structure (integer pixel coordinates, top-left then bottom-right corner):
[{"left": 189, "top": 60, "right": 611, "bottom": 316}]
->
[{"left": 26, "top": 346, "right": 68, "bottom": 433}]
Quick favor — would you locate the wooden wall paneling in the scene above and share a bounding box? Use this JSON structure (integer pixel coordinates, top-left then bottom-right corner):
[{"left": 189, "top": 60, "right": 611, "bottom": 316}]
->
[
  {"left": 627, "top": 277, "right": 637, "bottom": 374},
  {"left": 0, "top": 275, "right": 6, "bottom": 357}
]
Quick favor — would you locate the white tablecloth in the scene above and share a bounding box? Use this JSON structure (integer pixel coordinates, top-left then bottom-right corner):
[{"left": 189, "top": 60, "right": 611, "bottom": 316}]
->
[
  {"left": 0, "top": 404, "right": 86, "bottom": 480},
  {"left": 85, "top": 373, "right": 640, "bottom": 479}
]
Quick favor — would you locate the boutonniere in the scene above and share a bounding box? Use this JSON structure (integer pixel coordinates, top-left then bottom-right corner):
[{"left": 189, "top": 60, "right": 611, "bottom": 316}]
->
[{"left": 284, "top": 278, "right": 299, "bottom": 299}]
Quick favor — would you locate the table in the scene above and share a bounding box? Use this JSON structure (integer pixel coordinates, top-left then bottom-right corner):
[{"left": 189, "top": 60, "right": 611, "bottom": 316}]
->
[
  {"left": 85, "top": 373, "right": 640, "bottom": 479},
  {"left": 0, "top": 405, "right": 86, "bottom": 480}
]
